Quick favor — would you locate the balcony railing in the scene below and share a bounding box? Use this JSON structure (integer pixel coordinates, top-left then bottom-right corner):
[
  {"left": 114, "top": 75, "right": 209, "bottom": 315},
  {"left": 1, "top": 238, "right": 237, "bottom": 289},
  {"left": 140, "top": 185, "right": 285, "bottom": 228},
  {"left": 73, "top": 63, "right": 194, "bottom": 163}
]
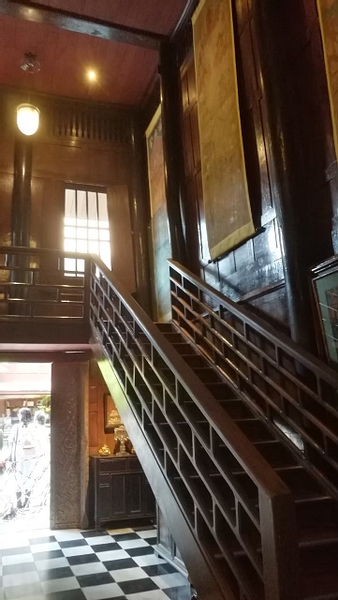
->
[{"left": 0, "top": 246, "right": 90, "bottom": 322}]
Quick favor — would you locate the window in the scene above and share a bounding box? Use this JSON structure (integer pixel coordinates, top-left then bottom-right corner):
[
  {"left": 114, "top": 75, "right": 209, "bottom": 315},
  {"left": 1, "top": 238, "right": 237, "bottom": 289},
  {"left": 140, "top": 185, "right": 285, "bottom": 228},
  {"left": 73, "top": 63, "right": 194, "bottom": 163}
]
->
[{"left": 64, "top": 187, "right": 111, "bottom": 276}]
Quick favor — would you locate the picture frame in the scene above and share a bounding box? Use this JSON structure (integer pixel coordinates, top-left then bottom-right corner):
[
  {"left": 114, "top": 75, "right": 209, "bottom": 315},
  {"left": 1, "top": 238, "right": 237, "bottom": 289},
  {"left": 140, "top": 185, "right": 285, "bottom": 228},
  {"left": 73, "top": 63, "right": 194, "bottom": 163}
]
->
[
  {"left": 103, "top": 393, "right": 122, "bottom": 433},
  {"left": 311, "top": 256, "right": 338, "bottom": 368}
]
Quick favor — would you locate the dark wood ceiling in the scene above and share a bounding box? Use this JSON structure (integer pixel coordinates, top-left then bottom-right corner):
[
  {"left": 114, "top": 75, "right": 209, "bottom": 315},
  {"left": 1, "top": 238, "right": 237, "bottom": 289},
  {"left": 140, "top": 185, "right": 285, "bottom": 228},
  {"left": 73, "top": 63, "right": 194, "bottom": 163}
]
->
[{"left": 0, "top": 0, "right": 189, "bottom": 106}]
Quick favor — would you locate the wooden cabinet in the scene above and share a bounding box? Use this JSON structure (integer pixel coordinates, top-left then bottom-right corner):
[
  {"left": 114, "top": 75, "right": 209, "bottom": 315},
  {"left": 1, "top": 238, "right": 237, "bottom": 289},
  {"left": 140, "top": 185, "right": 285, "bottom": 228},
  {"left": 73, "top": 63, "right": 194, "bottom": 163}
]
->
[{"left": 90, "top": 455, "right": 156, "bottom": 529}]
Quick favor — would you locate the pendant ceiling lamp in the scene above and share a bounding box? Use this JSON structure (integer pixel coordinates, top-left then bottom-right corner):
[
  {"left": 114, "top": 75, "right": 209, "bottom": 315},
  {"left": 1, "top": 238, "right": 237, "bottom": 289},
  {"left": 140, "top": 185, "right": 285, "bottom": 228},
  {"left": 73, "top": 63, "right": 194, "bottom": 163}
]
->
[{"left": 16, "top": 53, "right": 40, "bottom": 136}]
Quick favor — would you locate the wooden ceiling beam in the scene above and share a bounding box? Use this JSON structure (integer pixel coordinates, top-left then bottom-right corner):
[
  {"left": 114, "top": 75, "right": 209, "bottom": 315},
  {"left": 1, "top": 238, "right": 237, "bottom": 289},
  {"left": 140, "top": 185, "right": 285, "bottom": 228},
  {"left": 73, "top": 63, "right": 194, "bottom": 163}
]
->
[{"left": 0, "top": 0, "right": 167, "bottom": 49}]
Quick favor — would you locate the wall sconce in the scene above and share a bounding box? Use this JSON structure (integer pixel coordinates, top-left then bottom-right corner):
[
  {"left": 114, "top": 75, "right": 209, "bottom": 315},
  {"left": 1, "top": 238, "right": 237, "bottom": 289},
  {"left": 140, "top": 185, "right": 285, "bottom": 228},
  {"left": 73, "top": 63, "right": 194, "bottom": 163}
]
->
[{"left": 17, "top": 53, "right": 40, "bottom": 136}]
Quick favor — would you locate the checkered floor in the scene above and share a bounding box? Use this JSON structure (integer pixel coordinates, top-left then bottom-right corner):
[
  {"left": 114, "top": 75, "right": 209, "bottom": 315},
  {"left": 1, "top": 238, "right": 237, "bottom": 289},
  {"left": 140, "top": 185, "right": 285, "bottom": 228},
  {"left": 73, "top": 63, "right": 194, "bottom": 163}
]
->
[{"left": 0, "top": 525, "right": 191, "bottom": 600}]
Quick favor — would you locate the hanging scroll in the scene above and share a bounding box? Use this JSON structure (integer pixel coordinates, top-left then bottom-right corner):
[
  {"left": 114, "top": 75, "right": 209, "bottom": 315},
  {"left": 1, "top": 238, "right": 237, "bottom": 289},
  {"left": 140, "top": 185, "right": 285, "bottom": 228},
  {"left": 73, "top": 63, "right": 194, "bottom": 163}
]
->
[
  {"left": 192, "top": 0, "right": 254, "bottom": 260},
  {"left": 146, "top": 106, "right": 171, "bottom": 321},
  {"left": 317, "top": 0, "right": 338, "bottom": 161}
]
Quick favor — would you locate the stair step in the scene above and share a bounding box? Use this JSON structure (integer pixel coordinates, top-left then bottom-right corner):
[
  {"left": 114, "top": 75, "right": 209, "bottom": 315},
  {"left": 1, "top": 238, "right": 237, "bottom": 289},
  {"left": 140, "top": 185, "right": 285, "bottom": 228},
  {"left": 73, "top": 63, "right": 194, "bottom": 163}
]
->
[
  {"left": 204, "top": 382, "right": 236, "bottom": 399},
  {"left": 156, "top": 322, "right": 174, "bottom": 333},
  {"left": 162, "top": 332, "right": 186, "bottom": 343},
  {"left": 301, "top": 545, "right": 338, "bottom": 599},
  {"left": 193, "top": 367, "right": 222, "bottom": 383},
  {"left": 230, "top": 464, "right": 304, "bottom": 476},
  {"left": 221, "top": 399, "right": 254, "bottom": 420},
  {"left": 252, "top": 439, "right": 299, "bottom": 468},
  {"left": 171, "top": 342, "right": 198, "bottom": 355},
  {"left": 235, "top": 419, "right": 276, "bottom": 442},
  {"left": 299, "top": 525, "right": 338, "bottom": 548},
  {"left": 180, "top": 353, "right": 208, "bottom": 368},
  {"left": 295, "top": 496, "right": 338, "bottom": 529}
]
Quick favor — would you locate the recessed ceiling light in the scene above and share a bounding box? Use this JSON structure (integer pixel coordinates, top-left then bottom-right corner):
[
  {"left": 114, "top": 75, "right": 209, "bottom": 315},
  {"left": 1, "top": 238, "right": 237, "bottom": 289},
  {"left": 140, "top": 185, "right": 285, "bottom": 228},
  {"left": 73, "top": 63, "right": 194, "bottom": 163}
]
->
[{"left": 87, "top": 69, "right": 97, "bottom": 82}]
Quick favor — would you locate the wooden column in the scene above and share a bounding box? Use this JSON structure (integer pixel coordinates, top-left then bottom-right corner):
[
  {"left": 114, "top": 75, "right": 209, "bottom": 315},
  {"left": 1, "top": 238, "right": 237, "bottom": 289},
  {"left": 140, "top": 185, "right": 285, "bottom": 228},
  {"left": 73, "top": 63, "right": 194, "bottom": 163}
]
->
[
  {"left": 11, "top": 135, "right": 32, "bottom": 247},
  {"left": 50, "top": 361, "right": 89, "bottom": 529},
  {"left": 160, "top": 41, "right": 187, "bottom": 265},
  {"left": 254, "top": 0, "right": 315, "bottom": 350},
  {"left": 129, "top": 115, "right": 152, "bottom": 316}
]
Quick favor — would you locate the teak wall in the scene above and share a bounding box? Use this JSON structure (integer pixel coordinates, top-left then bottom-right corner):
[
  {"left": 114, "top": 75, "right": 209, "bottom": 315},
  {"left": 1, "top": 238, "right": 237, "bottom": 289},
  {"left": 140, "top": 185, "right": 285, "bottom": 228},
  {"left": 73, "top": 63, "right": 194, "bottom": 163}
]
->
[
  {"left": 0, "top": 89, "right": 136, "bottom": 294},
  {"left": 177, "top": 0, "right": 337, "bottom": 334}
]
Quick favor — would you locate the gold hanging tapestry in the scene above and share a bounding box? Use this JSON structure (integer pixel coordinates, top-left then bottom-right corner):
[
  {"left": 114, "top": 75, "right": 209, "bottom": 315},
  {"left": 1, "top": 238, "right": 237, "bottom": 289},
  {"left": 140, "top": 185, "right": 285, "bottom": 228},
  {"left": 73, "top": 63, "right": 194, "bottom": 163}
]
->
[
  {"left": 317, "top": 0, "right": 338, "bottom": 161},
  {"left": 192, "top": 0, "right": 254, "bottom": 260}
]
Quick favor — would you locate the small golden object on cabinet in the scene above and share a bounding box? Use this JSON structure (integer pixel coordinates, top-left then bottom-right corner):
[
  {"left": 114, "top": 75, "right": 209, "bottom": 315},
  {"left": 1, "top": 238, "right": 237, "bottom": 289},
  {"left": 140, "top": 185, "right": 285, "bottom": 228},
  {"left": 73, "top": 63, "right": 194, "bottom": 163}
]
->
[
  {"left": 99, "top": 444, "right": 111, "bottom": 456},
  {"left": 114, "top": 425, "right": 130, "bottom": 457}
]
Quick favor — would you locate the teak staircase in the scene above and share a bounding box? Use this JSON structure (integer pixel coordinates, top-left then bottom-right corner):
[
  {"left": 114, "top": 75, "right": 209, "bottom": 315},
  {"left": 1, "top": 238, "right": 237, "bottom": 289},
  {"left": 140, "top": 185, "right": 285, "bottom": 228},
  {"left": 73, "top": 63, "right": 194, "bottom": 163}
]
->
[
  {"left": 0, "top": 247, "right": 337, "bottom": 600},
  {"left": 90, "top": 259, "right": 338, "bottom": 600}
]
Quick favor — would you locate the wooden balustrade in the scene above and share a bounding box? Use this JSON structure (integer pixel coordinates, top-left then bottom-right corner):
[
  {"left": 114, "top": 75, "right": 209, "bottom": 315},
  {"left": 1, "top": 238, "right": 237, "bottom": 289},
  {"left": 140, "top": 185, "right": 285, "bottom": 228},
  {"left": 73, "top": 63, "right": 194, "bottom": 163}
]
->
[
  {"left": 168, "top": 260, "right": 338, "bottom": 498},
  {"left": 89, "top": 258, "right": 299, "bottom": 600},
  {"left": 0, "top": 246, "right": 90, "bottom": 322}
]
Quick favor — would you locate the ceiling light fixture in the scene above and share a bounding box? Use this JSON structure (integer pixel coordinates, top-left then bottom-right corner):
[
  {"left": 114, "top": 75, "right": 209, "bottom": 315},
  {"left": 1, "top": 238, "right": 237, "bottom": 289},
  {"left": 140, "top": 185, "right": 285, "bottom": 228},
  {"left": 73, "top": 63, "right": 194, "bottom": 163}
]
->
[
  {"left": 87, "top": 69, "right": 97, "bottom": 82},
  {"left": 17, "top": 53, "right": 40, "bottom": 136}
]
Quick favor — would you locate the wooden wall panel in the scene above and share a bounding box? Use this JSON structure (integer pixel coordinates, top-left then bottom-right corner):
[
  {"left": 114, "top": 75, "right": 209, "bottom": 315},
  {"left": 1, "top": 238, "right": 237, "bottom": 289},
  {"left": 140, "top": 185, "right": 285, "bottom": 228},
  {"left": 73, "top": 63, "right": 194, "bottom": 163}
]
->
[
  {"left": 177, "top": 0, "right": 338, "bottom": 336},
  {"left": 108, "top": 185, "right": 136, "bottom": 294},
  {"left": 88, "top": 360, "right": 116, "bottom": 456},
  {"left": 179, "top": 2, "right": 287, "bottom": 329},
  {"left": 0, "top": 173, "right": 13, "bottom": 246},
  {"left": 0, "top": 89, "right": 137, "bottom": 294}
]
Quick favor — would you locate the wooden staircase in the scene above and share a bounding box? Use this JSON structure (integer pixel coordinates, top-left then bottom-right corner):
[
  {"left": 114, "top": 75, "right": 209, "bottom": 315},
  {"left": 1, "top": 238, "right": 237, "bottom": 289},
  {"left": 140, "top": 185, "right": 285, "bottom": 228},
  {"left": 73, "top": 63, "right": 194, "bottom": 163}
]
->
[
  {"left": 89, "top": 257, "right": 338, "bottom": 600},
  {"left": 157, "top": 322, "right": 338, "bottom": 600}
]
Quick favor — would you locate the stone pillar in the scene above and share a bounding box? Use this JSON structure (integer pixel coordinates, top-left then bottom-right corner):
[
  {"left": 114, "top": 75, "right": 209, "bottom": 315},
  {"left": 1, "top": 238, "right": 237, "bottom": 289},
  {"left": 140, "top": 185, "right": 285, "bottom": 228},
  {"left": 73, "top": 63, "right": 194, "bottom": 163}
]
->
[
  {"left": 160, "top": 41, "right": 187, "bottom": 265},
  {"left": 50, "top": 361, "right": 89, "bottom": 529}
]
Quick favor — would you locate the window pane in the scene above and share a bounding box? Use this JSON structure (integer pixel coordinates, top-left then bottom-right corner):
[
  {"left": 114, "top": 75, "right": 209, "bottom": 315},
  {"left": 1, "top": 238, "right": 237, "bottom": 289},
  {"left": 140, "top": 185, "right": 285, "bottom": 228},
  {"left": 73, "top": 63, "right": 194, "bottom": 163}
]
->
[
  {"left": 88, "top": 192, "right": 98, "bottom": 227},
  {"left": 65, "top": 189, "right": 76, "bottom": 220},
  {"left": 99, "top": 229, "right": 110, "bottom": 241},
  {"left": 77, "top": 228, "right": 87, "bottom": 239},
  {"left": 98, "top": 193, "right": 109, "bottom": 224},
  {"left": 64, "top": 258, "right": 76, "bottom": 272},
  {"left": 77, "top": 191, "right": 87, "bottom": 222},
  {"left": 100, "top": 242, "right": 111, "bottom": 269},
  {"left": 89, "top": 241, "right": 99, "bottom": 254},
  {"left": 88, "top": 228, "right": 98, "bottom": 240},
  {"left": 64, "top": 239, "right": 76, "bottom": 252},
  {"left": 77, "top": 259, "right": 85, "bottom": 273},
  {"left": 64, "top": 226, "right": 76, "bottom": 238},
  {"left": 64, "top": 217, "right": 76, "bottom": 226},
  {"left": 77, "top": 240, "right": 87, "bottom": 253}
]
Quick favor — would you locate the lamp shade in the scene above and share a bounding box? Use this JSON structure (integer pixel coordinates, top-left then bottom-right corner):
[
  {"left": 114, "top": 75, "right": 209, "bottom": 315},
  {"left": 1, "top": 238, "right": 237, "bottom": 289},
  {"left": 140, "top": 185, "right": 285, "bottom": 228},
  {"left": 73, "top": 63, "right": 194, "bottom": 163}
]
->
[{"left": 17, "top": 103, "right": 40, "bottom": 136}]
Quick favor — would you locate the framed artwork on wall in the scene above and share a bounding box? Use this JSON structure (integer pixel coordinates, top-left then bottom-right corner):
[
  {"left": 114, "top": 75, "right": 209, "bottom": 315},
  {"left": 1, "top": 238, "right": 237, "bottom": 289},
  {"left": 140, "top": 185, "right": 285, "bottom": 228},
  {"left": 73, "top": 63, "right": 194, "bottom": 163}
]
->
[
  {"left": 104, "top": 393, "right": 122, "bottom": 433},
  {"left": 311, "top": 256, "right": 338, "bottom": 368}
]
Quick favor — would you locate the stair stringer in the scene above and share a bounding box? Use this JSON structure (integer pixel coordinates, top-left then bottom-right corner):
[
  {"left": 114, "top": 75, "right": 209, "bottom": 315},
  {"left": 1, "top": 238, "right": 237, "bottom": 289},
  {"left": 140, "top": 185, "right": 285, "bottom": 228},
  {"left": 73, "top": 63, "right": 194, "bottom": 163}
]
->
[{"left": 95, "top": 348, "right": 235, "bottom": 600}]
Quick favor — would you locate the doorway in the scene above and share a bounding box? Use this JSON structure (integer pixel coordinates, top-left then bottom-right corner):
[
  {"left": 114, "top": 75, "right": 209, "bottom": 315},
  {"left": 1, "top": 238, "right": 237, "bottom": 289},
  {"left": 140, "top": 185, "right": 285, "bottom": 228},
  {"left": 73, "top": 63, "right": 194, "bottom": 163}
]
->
[{"left": 0, "top": 362, "right": 51, "bottom": 533}]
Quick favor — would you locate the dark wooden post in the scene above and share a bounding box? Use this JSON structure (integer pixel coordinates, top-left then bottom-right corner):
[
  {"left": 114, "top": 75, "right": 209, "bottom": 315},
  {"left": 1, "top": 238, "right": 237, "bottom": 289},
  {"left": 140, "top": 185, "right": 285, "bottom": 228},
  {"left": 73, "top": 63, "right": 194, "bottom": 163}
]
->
[
  {"left": 129, "top": 115, "right": 152, "bottom": 316},
  {"left": 10, "top": 135, "right": 33, "bottom": 314},
  {"left": 160, "top": 41, "right": 187, "bottom": 265},
  {"left": 254, "top": 0, "right": 315, "bottom": 351},
  {"left": 11, "top": 135, "right": 32, "bottom": 247}
]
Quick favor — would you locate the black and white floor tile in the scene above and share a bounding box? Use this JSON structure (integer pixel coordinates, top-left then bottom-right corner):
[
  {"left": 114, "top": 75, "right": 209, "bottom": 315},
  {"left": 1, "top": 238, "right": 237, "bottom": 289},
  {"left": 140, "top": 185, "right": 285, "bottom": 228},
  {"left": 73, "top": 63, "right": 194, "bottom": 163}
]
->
[{"left": 0, "top": 525, "right": 190, "bottom": 600}]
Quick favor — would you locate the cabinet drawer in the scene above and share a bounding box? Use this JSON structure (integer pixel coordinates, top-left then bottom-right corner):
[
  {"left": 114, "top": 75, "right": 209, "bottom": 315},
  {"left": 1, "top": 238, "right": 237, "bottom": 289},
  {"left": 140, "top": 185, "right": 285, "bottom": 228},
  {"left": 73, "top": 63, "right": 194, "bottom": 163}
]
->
[
  {"left": 99, "top": 458, "right": 128, "bottom": 473},
  {"left": 128, "top": 458, "right": 141, "bottom": 472}
]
